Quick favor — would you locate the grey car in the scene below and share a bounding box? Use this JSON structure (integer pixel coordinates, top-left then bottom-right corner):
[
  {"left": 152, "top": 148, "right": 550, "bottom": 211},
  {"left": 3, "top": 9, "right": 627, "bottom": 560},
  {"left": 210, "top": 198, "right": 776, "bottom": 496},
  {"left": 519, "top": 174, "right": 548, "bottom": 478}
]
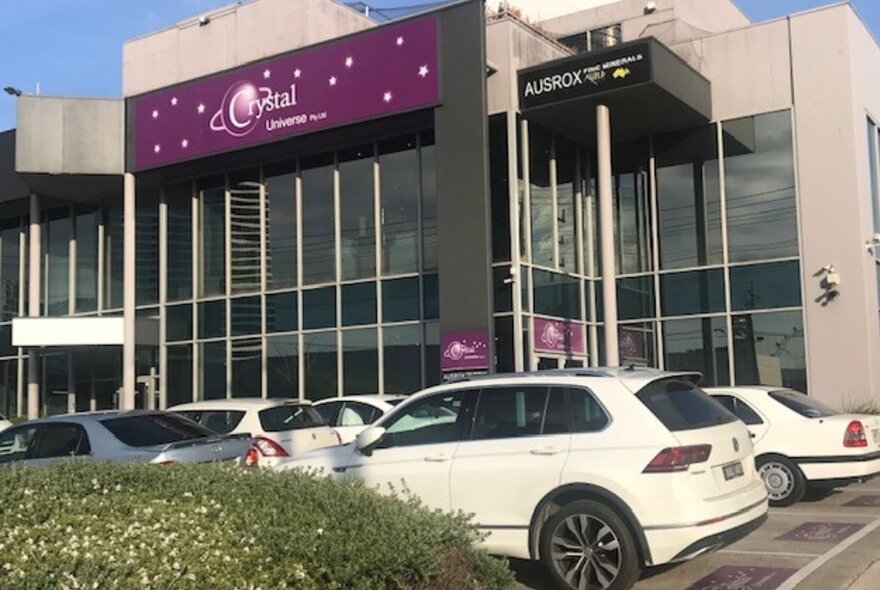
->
[{"left": 0, "top": 411, "right": 252, "bottom": 466}]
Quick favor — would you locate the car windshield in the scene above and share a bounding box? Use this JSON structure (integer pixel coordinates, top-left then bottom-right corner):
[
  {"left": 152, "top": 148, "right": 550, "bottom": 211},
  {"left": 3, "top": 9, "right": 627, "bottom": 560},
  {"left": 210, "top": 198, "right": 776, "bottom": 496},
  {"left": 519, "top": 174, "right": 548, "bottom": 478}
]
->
[
  {"left": 769, "top": 389, "right": 838, "bottom": 418},
  {"left": 637, "top": 378, "right": 737, "bottom": 431},
  {"left": 259, "top": 404, "right": 325, "bottom": 432},
  {"left": 101, "top": 414, "right": 215, "bottom": 448}
]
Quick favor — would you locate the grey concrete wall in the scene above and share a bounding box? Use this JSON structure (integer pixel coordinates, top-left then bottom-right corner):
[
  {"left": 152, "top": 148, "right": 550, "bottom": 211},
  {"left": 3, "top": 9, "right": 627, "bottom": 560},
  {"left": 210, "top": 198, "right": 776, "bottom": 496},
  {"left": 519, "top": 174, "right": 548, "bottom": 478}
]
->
[
  {"left": 123, "top": 0, "right": 374, "bottom": 97},
  {"left": 15, "top": 97, "right": 124, "bottom": 175},
  {"left": 0, "top": 131, "right": 30, "bottom": 204},
  {"left": 790, "top": 4, "right": 880, "bottom": 403}
]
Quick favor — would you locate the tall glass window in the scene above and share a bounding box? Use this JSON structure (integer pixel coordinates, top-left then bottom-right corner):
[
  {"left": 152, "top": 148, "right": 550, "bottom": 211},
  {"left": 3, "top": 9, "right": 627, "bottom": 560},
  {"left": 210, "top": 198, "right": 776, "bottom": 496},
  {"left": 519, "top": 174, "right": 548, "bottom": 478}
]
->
[
  {"left": 304, "top": 332, "right": 337, "bottom": 400},
  {"left": 231, "top": 338, "right": 262, "bottom": 397},
  {"left": 869, "top": 119, "right": 880, "bottom": 233},
  {"left": 617, "top": 276, "right": 654, "bottom": 321},
  {"left": 267, "top": 334, "right": 298, "bottom": 397},
  {"left": 343, "top": 328, "right": 378, "bottom": 394},
  {"left": 733, "top": 310, "right": 806, "bottom": 392},
  {"left": 614, "top": 141, "right": 652, "bottom": 274},
  {"left": 46, "top": 208, "right": 71, "bottom": 316},
  {"left": 556, "top": 137, "right": 578, "bottom": 273},
  {"left": 74, "top": 209, "right": 98, "bottom": 312},
  {"left": 199, "top": 178, "right": 226, "bottom": 297},
  {"left": 729, "top": 261, "right": 801, "bottom": 311},
  {"left": 723, "top": 111, "right": 798, "bottom": 262},
  {"left": 136, "top": 189, "right": 160, "bottom": 305},
  {"left": 166, "top": 183, "right": 193, "bottom": 301},
  {"left": 200, "top": 341, "right": 226, "bottom": 400},
  {"left": 660, "top": 269, "right": 725, "bottom": 317},
  {"left": 380, "top": 136, "right": 420, "bottom": 275},
  {"left": 664, "top": 317, "right": 729, "bottom": 386},
  {"left": 0, "top": 220, "right": 21, "bottom": 321},
  {"left": 301, "top": 154, "right": 336, "bottom": 285},
  {"left": 490, "top": 115, "right": 511, "bottom": 264},
  {"left": 534, "top": 269, "right": 580, "bottom": 319},
  {"left": 266, "top": 291, "right": 297, "bottom": 333},
  {"left": 339, "top": 145, "right": 376, "bottom": 280},
  {"left": 0, "top": 358, "right": 18, "bottom": 419},
  {"left": 229, "top": 170, "right": 262, "bottom": 294},
  {"left": 230, "top": 296, "right": 261, "bottom": 336},
  {"left": 198, "top": 300, "right": 226, "bottom": 339},
  {"left": 421, "top": 132, "right": 438, "bottom": 272},
  {"left": 166, "top": 344, "right": 193, "bottom": 406},
  {"left": 656, "top": 126, "right": 722, "bottom": 269},
  {"left": 264, "top": 163, "right": 297, "bottom": 290},
  {"left": 530, "top": 126, "right": 554, "bottom": 268},
  {"left": 342, "top": 282, "right": 376, "bottom": 326},
  {"left": 384, "top": 325, "right": 421, "bottom": 394}
]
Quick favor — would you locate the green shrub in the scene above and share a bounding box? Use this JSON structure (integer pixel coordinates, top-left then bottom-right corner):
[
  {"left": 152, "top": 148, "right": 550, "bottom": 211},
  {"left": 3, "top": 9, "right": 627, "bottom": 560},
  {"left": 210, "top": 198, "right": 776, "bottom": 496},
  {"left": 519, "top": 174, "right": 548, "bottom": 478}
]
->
[{"left": 0, "top": 462, "right": 514, "bottom": 590}]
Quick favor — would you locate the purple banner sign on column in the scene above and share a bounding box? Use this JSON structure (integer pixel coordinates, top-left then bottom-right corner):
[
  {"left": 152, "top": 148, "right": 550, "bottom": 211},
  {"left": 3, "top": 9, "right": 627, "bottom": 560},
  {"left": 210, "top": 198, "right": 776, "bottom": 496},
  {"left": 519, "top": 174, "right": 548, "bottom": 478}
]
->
[
  {"left": 133, "top": 16, "right": 439, "bottom": 170},
  {"left": 441, "top": 331, "right": 490, "bottom": 372},
  {"left": 533, "top": 317, "right": 585, "bottom": 355}
]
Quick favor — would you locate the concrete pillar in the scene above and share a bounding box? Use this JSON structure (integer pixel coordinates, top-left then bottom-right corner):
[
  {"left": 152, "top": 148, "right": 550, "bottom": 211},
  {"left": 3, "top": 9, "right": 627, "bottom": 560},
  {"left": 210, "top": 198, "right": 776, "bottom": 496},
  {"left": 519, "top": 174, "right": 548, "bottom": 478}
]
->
[
  {"left": 596, "top": 104, "right": 619, "bottom": 367},
  {"left": 27, "top": 194, "right": 41, "bottom": 419},
  {"left": 122, "top": 173, "right": 136, "bottom": 410}
]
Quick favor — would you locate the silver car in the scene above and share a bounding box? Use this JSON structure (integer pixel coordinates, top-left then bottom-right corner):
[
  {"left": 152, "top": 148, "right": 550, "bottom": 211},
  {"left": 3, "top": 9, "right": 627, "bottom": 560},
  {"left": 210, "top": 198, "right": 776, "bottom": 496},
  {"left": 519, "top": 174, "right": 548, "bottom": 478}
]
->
[{"left": 0, "top": 411, "right": 251, "bottom": 466}]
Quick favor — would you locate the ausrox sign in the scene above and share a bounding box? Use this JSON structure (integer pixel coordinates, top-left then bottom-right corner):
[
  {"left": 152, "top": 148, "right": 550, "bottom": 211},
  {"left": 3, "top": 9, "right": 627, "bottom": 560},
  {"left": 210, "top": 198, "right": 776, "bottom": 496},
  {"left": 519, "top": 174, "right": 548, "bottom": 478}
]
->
[{"left": 519, "top": 43, "right": 651, "bottom": 110}]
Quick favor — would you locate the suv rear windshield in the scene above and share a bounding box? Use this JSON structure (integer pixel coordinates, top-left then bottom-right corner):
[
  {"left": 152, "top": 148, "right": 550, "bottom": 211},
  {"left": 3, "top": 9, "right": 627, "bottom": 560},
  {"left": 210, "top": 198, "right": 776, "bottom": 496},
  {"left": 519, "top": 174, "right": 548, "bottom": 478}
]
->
[
  {"left": 101, "top": 414, "right": 215, "bottom": 448},
  {"left": 259, "top": 404, "right": 325, "bottom": 432},
  {"left": 637, "top": 378, "right": 736, "bottom": 432},
  {"left": 769, "top": 389, "right": 838, "bottom": 418}
]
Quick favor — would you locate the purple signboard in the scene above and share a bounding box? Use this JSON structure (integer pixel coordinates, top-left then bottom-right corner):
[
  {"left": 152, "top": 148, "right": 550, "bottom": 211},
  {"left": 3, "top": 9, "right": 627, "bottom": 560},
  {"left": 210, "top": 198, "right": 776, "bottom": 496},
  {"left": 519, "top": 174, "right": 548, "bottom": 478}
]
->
[
  {"left": 533, "top": 317, "right": 585, "bottom": 356},
  {"left": 441, "top": 331, "right": 490, "bottom": 372},
  {"left": 133, "top": 17, "right": 439, "bottom": 170}
]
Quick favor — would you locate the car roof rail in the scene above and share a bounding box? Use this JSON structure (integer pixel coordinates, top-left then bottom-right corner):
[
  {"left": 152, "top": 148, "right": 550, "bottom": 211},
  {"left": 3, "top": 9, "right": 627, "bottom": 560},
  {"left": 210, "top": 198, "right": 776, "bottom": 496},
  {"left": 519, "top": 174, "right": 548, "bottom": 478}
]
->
[{"left": 447, "top": 368, "right": 619, "bottom": 383}]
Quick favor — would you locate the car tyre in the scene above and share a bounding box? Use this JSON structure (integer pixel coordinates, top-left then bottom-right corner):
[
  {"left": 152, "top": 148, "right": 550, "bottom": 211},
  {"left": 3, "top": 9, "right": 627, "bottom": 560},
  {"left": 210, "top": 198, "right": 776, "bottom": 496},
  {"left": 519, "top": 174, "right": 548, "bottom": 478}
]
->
[
  {"left": 757, "top": 454, "right": 806, "bottom": 507},
  {"left": 540, "top": 499, "right": 641, "bottom": 590}
]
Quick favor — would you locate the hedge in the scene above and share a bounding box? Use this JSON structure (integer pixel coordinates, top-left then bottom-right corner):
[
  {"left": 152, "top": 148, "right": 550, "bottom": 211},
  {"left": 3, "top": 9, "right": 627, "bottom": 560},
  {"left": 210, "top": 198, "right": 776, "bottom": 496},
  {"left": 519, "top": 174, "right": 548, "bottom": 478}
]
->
[{"left": 0, "top": 462, "right": 514, "bottom": 590}]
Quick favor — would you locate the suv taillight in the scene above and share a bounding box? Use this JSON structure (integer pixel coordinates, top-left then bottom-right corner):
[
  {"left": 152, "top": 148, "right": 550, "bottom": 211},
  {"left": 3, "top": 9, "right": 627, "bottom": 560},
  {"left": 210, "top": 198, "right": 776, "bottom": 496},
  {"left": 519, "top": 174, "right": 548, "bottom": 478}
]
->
[
  {"left": 844, "top": 421, "right": 868, "bottom": 448},
  {"left": 643, "top": 445, "right": 712, "bottom": 473},
  {"left": 244, "top": 447, "right": 259, "bottom": 468},
  {"left": 253, "top": 436, "right": 290, "bottom": 458}
]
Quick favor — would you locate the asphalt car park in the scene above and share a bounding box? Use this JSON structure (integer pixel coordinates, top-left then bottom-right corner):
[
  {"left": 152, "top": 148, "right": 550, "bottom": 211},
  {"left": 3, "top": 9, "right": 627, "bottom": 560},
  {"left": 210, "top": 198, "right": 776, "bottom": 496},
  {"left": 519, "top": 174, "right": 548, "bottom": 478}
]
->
[{"left": 513, "top": 478, "right": 880, "bottom": 590}]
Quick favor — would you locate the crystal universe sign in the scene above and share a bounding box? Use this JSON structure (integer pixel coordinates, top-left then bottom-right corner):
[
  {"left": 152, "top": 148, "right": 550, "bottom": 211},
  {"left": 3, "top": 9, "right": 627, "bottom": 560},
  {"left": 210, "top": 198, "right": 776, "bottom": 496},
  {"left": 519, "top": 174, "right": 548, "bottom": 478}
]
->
[
  {"left": 441, "top": 331, "right": 490, "bottom": 372},
  {"left": 133, "top": 17, "right": 439, "bottom": 170},
  {"left": 533, "top": 317, "right": 585, "bottom": 356}
]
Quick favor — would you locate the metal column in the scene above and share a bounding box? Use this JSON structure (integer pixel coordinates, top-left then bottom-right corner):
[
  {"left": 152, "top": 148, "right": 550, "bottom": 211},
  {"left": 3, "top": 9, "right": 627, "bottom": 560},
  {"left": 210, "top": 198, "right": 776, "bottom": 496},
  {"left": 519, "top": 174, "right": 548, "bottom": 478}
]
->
[
  {"left": 122, "top": 172, "right": 136, "bottom": 410},
  {"left": 27, "top": 194, "right": 41, "bottom": 419},
  {"left": 596, "top": 105, "right": 619, "bottom": 367}
]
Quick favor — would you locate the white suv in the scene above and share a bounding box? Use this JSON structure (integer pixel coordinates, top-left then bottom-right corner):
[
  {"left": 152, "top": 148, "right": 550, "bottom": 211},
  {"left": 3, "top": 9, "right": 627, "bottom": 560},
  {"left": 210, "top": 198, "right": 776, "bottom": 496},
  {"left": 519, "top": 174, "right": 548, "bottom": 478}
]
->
[{"left": 279, "top": 369, "right": 768, "bottom": 590}]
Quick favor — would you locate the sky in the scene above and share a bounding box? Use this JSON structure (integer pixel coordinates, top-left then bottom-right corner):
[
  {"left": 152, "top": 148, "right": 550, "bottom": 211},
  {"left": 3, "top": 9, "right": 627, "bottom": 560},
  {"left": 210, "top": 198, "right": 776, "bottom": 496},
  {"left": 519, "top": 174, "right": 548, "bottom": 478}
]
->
[{"left": 0, "top": 0, "right": 878, "bottom": 131}]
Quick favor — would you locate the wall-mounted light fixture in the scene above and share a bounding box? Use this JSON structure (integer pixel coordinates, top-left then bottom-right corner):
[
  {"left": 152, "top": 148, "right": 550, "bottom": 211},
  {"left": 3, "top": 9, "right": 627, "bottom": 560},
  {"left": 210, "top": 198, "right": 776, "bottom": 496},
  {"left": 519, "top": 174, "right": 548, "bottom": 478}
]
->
[
  {"left": 198, "top": 15, "right": 211, "bottom": 27},
  {"left": 3, "top": 86, "right": 22, "bottom": 97}
]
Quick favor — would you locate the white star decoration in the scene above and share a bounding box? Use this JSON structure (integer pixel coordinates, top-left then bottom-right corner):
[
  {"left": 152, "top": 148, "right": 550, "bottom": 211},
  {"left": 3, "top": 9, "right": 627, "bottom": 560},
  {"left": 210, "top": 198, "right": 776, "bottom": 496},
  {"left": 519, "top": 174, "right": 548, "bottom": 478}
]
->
[
  {"left": 294, "top": 68, "right": 302, "bottom": 78},
  {"left": 345, "top": 57, "right": 354, "bottom": 68},
  {"left": 329, "top": 76, "right": 337, "bottom": 86},
  {"left": 418, "top": 65, "right": 429, "bottom": 78},
  {"left": 263, "top": 69, "right": 271, "bottom": 79},
  {"left": 181, "top": 139, "right": 189, "bottom": 148},
  {"left": 197, "top": 103, "right": 205, "bottom": 114},
  {"left": 170, "top": 97, "right": 178, "bottom": 106},
  {"left": 396, "top": 36, "right": 404, "bottom": 46},
  {"left": 383, "top": 91, "right": 393, "bottom": 103},
  {"left": 153, "top": 144, "right": 161, "bottom": 154},
  {"left": 151, "top": 109, "right": 159, "bottom": 119}
]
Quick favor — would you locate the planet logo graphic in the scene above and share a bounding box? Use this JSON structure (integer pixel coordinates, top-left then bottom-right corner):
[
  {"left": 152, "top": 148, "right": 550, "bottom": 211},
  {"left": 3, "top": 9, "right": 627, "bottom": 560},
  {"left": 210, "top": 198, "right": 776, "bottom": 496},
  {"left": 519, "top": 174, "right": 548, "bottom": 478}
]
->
[
  {"left": 210, "top": 81, "right": 262, "bottom": 138},
  {"left": 540, "top": 322, "right": 565, "bottom": 349},
  {"left": 443, "top": 340, "right": 475, "bottom": 362}
]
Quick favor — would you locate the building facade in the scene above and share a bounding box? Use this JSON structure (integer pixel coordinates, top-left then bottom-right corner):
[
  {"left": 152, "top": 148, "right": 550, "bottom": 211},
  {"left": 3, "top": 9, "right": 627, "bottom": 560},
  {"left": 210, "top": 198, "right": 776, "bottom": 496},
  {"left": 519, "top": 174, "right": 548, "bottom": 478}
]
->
[{"left": 1, "top": 0, "right": 879, "bottom": 417}]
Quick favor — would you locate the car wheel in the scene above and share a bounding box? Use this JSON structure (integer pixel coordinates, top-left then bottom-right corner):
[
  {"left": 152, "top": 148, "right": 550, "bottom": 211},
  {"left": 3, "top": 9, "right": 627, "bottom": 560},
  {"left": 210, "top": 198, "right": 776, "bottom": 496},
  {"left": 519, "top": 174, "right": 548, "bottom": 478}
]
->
[
  {"left": 540, "top": 499, "right": 641, "bottom": 590},
  {"left": 757, "top": 455, "right": 806, "bottom": 507}
]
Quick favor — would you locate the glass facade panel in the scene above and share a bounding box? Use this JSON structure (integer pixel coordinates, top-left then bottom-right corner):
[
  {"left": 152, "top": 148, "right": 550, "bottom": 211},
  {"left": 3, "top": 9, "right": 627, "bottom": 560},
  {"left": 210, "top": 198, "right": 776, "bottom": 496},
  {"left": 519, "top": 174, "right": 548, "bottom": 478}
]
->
[
  {"left": 303, "top": 332, "right": 337, "bottom": 400},
  {"left": 301, "top": 154, "right": 336, "bottom": 285},
  {"left": 230, "top": 296, "right": 261, "bottom": 336},
  {"left": 136, "top": 189, "right": 160, "bottom": 305},
  {"left": 342, "top": 282, "right": 376, "bottom": 326},
  {"left": 200, "top": 182, "right": 226, "bottom": 297},
  {"left": 557, "top": 137, "right": 578, "bottom": 273},
  {"left": 266, "top": 291, "right": 297, "bottom": 333},
  {"left": 382, "top": 277, "right": 420, "bottom": 323},
  {"left": 423, "top": 274, "right": 439, "bottom": 320},
  {"left": 302, "top": 287, "right": 336, "bottom": 330},
  {"left": 267, "top": 334, "right": 298, "bottom": 398},
  {"left": 490, "top": 114, "right": 511, "bottom": 263},
  {"left": 660, "top": 269, "right": 725, "bottom": 317},
  {"left": 339, "top": 145, "right": 376, "bottom": 280},
  {"left": 617, "top": 275, "right": 654, "bottom": 321},
  {"left": 166, "top": 304, "right": 193, "bottom": 342},
  {"left": 493, "top": 266, "right": 513, "bottom": 313},
  {"left": 0, "top": 221, "right": 20, "bottom": 321},
  {"left": 424, "top": 322, "right": 440, "bottom": 387},
  {"left": 730, "top": 261, "right": 801, "bottom": 311},
  {"left": 614, "top": 141, "right": 652, "bottom": 274},
  {"left": 733, "top": 310, "right": 806, "bottom": 392},
  {"left": 664, "top": 317, "right": 729, "bottom": 386},
  {"left": 200, "top": 341, "right": 226, "bottom": 399},
  {"left": 198, "top": 300, "right": 226, "bottom": 339},
  {"left": 868, "top": 119, "right": 879, "bottom": 233},
  {"left": 380, "top": 136, "right": 420, "bottom": 275},
  {"left": 0, "top": 324, "right": 12, "bottom": 357},
  {"left": 723, "top": 111, "right": 798, "bottom": 262},
  {"left": 229, "top": 171, "right": 262, "bottom": 294},
  {"left": 421, "top": 132, "right": 438, "bottom": 272},
  {"left": 46, "top": 209, "right": 70, "bottom": 316},
  {"left": 0, "top": 358, "right": 17, "bottom": 419},
  {"left": 618, "top": 322, "right": 656, "bottom": 367},
  {"left": 264, "top": 164, "right": 297, "bottom": 290},
  {"left": 384, "top": 325, "right": 421, "bottom": 394},
  {"left": 166, "top": 183, "right": 193, "bottom": 301},
  {"left": 534, "top": 269, "right": 580, "bottom": 319},
  {"left": 166, "top": 344, "right": 193, "bottom": 407},
  {"left": 74, "top": 209, "right": 98, "bottom": 312},
  {"left": 530, "top": 125, "right": 553, "bottom": 267},
  {"left": 343, "top": 328, "right": 378, "bottom": 394},
  {"left": 656, "top": 126, "right": 722, "bottom": 269},
  {"left": 231, "top": 338, "right": 262, "bottom": 397}
]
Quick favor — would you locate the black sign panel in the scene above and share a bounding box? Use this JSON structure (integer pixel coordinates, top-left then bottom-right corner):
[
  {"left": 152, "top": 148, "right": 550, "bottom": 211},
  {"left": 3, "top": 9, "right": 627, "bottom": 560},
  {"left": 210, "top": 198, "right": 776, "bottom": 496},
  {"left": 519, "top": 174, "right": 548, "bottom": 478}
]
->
[{"left": 519, "top": 43, "right": 652, "bottom": 111}]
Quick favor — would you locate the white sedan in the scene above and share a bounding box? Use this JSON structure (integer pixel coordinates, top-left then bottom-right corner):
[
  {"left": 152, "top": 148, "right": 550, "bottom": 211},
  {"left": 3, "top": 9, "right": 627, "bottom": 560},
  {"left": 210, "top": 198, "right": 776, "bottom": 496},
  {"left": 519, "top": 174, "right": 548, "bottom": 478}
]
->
[
  {"left": 0, "top": 413, "right": 11, "bottom": 433},
  {"left": 313, "top": 395, "right": 406, "bottom": 444},
  {"left": 170, "top": 398, "right": 340, "bottom": 467},
  {"left": 707, "top": 387, "right": 880, "bottom": 506}
]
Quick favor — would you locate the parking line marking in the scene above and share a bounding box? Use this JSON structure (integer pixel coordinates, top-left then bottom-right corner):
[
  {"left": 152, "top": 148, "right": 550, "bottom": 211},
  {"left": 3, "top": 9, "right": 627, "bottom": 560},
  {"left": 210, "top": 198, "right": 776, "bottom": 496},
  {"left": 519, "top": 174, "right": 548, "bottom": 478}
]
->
[
  {"left": 717, "top": 549, "right": 821, "bottom": 558},
  {"left": 769, "top": 510, "right": 877, "bottom": 519},
  {"left": 774, "top": 515, "right": 880, "bottom": 590}
]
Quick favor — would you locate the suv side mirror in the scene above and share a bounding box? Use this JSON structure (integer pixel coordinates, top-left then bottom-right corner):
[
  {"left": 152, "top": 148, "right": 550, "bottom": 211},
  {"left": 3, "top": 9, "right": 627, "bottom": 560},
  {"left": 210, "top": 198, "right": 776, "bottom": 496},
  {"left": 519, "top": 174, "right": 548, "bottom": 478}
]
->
[{"left": 356, "top": 426, "right": 386, "bottom": 456}]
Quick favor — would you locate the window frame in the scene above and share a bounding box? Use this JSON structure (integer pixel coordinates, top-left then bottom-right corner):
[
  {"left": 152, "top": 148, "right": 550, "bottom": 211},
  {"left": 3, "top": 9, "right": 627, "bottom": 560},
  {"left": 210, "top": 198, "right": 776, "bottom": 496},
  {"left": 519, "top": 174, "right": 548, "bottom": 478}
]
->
[{"left": 375, "top": 389, "right": 476, "bottom": 450}]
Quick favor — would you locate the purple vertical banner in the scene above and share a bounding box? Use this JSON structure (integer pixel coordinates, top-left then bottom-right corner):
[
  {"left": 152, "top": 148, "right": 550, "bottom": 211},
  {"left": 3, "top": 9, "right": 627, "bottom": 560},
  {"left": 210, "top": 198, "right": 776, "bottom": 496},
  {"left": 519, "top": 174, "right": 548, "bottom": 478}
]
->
[
  {"left": 441, "top": 331, "right": 490, "bottom": 373},
  {"left": 533, "top": 317, "right": 586, "bottom": 356},
  {"left": 133, "top": 16, "right": 439, "bottom": 170}
]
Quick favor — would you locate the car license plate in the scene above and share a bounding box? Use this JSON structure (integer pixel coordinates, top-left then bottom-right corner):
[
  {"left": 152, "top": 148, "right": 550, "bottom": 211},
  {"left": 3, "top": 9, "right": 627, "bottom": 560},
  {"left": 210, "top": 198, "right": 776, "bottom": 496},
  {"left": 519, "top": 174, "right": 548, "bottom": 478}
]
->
[
  {"left": 872, "top": 429, "right": 880, "bottom": 445},
  {"left": 723, "top": 462, "right": 744, "bottom": 481}
]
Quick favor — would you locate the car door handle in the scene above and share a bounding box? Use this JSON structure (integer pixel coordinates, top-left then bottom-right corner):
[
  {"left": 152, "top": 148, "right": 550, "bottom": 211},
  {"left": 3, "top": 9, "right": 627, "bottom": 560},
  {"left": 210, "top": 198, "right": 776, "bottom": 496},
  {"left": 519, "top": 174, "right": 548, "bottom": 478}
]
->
[
  {"left": 424, "top": 454, "right": 450, "bottom": 463},
  {"left": 530, "top": 447, "right": 561, "bottom": 456}
]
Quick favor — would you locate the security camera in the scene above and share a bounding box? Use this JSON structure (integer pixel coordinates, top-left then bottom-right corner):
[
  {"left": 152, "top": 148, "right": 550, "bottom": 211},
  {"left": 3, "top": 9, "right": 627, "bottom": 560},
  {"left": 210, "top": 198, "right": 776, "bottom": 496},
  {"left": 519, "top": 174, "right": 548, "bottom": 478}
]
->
[
  {"left": 644, "top": 1, "right": 658, "bottom": 14},
  {"left": 820, "top": 264, "right": 836, "bottom": 273},
  {"left": 198, "top": 15, "right": 211, "bottom": 26}
]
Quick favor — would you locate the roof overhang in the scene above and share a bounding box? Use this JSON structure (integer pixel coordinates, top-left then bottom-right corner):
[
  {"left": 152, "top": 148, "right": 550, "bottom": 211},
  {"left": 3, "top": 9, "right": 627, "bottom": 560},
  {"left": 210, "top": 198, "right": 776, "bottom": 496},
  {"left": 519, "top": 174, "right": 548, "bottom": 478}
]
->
[
  {"left": 518, "top": 37, "right": 711, "bottom": 144},
  {"left": 12, "top": 317, "right": 159, "bottom": 347}
]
